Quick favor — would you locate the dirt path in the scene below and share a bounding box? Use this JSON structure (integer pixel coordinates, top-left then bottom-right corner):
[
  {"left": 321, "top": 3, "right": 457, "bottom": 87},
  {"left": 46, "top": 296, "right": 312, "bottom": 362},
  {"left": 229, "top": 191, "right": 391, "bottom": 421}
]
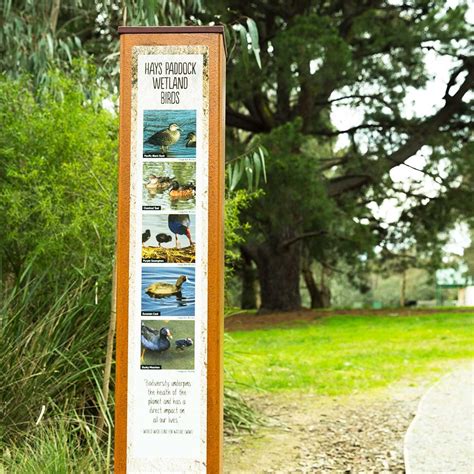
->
[
  {"left": 225, "top": 307, "right": 474, "bottom": 332},
  {"left": 224, "top": 381, "right": 429, "bottom": 473}
]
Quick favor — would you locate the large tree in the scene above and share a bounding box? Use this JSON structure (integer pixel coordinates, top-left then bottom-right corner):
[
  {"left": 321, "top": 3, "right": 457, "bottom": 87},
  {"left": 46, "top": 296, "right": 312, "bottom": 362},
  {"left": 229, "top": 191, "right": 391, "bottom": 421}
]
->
[{"left": 213, "top": 0, "right": 473, "bottom": 311}]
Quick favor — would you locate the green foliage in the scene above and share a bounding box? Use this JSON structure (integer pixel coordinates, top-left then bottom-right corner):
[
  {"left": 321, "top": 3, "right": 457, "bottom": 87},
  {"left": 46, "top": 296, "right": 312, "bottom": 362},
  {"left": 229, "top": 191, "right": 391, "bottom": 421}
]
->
[
  {"left": 0, "top": 72, "right": 117, "bottom": 282},
  {"left": 225, "top": 189, "right": 259, "bottom": 267},
  {"left": 226, "top": 312, "right": 474, "bottom": 393},
  {"left": 0, "top": 1, "right": 203, "bottom": 86},
  {"left": 217, "top": 0, "right": 473, "bottom": 309},
  {"left": 0, "top": 71, "right": 118, "bottom": 450},
  {"left": 246, "top": 121, "right": 336, "bottom": 239},
  {"left": 0, "top": 0, "right": 261, "bottom": 89},
  {"left": 227, "top": 146, "right": 267, "bottom": 192}
]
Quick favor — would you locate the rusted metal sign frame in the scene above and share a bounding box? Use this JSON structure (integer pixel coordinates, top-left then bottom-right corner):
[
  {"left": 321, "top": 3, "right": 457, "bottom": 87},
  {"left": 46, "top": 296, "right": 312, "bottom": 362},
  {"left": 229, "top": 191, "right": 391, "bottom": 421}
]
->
[{"left": 116, "top": 26, "right": 225, "bottom": 473}]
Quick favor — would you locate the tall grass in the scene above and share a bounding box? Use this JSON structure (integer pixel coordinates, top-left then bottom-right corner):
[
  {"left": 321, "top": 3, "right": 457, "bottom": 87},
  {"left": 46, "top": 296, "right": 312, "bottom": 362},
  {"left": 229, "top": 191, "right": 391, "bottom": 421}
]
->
[
  {"left": 224, "top": 334, "right": 263, "bottom": 434},
  {"left": 0, "top": 267, "right": 113, "bottom": 471},
  {"left": 2, "top": 417, "right": 111, "bottom": 473}
]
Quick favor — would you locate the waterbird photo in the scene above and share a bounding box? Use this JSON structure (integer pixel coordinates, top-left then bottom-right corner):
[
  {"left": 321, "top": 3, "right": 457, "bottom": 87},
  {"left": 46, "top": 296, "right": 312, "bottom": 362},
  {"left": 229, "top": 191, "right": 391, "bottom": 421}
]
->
[
  {"left": 141, "top": 266, "right": 195, "bottom": 317},
  {"left": 143, "top": 109, "right": 196, "bottom": 158},
  {"left": 142, "top": 213, "right": 195, "bottom": 263},
  {"left": 142, "top": 161, "right": 196, "bottom": 211},
  {"left": 140, "top": 319, "right": 195, "bottom": 370}
]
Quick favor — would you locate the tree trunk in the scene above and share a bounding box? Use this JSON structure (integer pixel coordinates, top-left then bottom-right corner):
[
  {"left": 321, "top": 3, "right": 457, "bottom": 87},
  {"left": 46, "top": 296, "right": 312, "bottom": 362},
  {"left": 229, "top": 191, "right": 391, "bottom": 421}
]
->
[
  {"left": 254, "top": 240, "right": 302, "bottom": 312},
  {"left": 302, "top": 258, "right": 324, "bottom": 308},
  {"left": 240, "top": 250, "right": 257, "bottom": 309},
  {"left": 400, "top": 270, "right": 406, "bottom": 307},
  {"left": 320, "top": 266, "right": 332, "bottom": 308},
  {"left": 302, "top": 260, "right": 332, "bottom": 309}
]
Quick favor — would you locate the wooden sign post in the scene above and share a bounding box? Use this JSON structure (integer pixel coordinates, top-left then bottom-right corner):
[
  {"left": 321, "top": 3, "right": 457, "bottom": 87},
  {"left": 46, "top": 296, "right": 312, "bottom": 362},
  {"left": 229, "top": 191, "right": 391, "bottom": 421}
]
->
[{"left": 115, "top": 26, "right": 225, "bottom": 473}]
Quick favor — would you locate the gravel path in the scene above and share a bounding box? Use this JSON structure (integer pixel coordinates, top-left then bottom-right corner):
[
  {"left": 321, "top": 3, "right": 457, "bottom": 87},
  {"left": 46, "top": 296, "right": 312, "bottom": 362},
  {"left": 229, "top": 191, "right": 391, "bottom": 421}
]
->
[
  {"left": 404, "top": 363, "right": 474, "bottom": 474},
  {"left": 225, "top": 383, "right": 427, "bottom": 473}
]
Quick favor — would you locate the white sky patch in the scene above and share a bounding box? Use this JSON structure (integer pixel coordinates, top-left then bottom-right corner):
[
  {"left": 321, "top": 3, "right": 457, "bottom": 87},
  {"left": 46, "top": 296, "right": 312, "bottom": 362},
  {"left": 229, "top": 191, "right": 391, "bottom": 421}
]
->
[
  {"left": 310, "top": 58, "right": 323, "bottom": 75},
  {"left": 101, "top": 97, "right": 116, "bottom": 114},
  {"left": 402, "top": 51, "right": 453, "bottom": 119},
  {"left": 444, "top": 222, "right": 472, "bottom": 257}
]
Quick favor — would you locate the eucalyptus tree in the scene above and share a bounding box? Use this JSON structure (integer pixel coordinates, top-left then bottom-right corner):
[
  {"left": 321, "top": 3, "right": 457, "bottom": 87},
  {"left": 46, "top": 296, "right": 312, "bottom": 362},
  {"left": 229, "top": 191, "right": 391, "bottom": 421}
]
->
[{"left": 0, "top": 0, "right": 203, "bottom": 86}]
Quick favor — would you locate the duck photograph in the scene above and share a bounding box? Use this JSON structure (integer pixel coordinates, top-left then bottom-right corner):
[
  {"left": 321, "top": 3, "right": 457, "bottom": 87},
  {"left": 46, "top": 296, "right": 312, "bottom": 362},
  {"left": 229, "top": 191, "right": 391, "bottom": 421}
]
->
[
  {"left": 143, "top": 109, "right": 196, "bottom": 158},
  {"left": 141, "top": 266, "right": 195, "bottom": 317},
  {"left": 142, "top": 213, "right": 195, "bottom": 263},
  {"left": 142, "top": 161, "right": 196, "bottom": 211},
  {"left": 140, "top": 320, "right": 195, "bottom": 370}
]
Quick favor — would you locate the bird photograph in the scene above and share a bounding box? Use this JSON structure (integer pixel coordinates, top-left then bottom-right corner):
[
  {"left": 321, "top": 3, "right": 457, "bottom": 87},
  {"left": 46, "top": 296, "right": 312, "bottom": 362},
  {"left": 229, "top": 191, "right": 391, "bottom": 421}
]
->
[
  {"left": 143, "top": 109, "right": 196, "bottom": 158},
  {"left": 168, "top": 180, "right": 196, "bottom": 200},
  {"left": 185, "top": 131, "right": 196, "bottom": 148},
  {"left": 155, "top": 233, "right": 172, "bottom": 247},
  {"left": 141, "top": 325, "right": 172, "bottom": 359},
  {"left": 142, "top": 162, "right": 196, "bottom": 211},
  {"left": 144, "top": 174, "right": 174, "bottom": 191},
  {"left": 142, "top": 229, "right": 151, "bottom": 246},
  {"left": 168, "top": 214, "right": 193, "bottom": 248},
  {"left": 140, "top": 320, "right": 195, "bottom": 370},
  {"left": 141, "top": 267, "right": 195, "bottom": 317},
  {"left": 175, "top": 338, "right": 193, "bottom": 350},
  {"left": 146, "top": 274, "right": 187, "bottom": 298},
  {"left": 142, "top": 213, "right": 195, "bottom": 263},
  {"left": 146, "top": 123, "right": 181, "bottom": 155}
]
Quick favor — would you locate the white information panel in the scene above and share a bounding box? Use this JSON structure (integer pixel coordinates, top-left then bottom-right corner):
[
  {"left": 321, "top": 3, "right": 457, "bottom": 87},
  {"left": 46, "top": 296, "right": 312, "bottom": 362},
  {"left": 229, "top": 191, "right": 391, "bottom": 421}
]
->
[{"left": 127, "top": 45, "right": 209, "bottom": 472}]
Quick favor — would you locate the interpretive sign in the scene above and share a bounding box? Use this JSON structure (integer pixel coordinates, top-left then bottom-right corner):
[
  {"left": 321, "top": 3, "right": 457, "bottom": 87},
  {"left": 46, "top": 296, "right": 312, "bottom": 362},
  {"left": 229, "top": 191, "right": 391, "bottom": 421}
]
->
[{"left": 116, "top": 27, "right": 225, "bottom": 473}]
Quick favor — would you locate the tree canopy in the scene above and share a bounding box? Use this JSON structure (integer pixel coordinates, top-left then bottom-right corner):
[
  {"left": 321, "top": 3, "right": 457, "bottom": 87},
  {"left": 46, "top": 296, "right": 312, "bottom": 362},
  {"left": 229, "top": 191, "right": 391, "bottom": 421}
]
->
[
  {"left": 2, "top": 0, "right": 472, "bottom": 312},
  {"left": 219, "top": 0, "right": 473, "bottom": 310}
]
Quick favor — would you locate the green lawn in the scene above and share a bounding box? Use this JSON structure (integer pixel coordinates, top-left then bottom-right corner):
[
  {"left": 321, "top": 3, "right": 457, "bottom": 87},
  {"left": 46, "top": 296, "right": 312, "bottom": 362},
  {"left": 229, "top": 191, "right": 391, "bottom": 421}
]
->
[{"left": 225, "top": 312, "right": 474, "bottom": 395}]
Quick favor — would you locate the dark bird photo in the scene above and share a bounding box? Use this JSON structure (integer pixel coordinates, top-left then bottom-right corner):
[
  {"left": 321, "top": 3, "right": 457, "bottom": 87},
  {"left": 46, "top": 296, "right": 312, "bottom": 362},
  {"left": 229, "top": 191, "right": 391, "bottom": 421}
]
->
[
  {"left": 141, "top": 325, "right": 172, "bottom": 361},
  {"left": 156, "top": 233, "right": 173, "bottom": 247},
  {"left": 175, "top": 338, "right": 193, "bottom": 350},
  {"left": 168, "top": 213, "right": 193, "bottom": 248},
  {"left": 140, "top": 320, "right": 195, "bottom": 370},
  {"left": 146, "top": 123, "right": 181, "bottom": 155},
  {"left": 143, "top": 110, "right": 196, "bottom": 158},
  {"left": 185, "top": 132, "right": 196, "bottom": 148},
  {"left": 142, "top": 229, "right": 151, "bottom": 245}
]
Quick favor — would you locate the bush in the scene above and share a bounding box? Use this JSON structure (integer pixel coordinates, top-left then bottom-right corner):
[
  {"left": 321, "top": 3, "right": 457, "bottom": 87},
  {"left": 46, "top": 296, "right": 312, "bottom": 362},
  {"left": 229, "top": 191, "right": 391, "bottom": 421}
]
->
[{"left": 0, "top": 72, "right": 118, "bottom": 284}]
